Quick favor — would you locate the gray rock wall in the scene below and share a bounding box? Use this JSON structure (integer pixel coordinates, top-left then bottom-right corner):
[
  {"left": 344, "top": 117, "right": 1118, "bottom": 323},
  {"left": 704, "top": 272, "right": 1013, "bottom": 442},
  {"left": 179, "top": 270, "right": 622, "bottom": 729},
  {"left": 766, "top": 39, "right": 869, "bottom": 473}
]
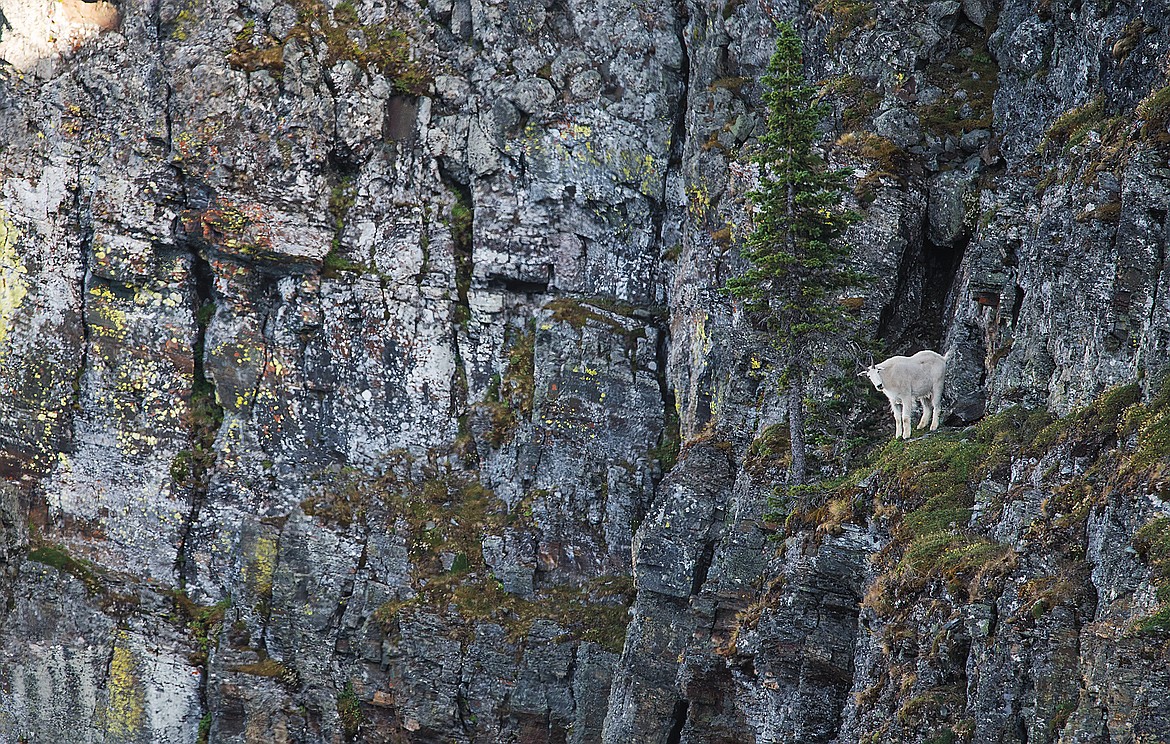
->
[{"left": 0, "top": 0, "right": 1169, "bottom": 741}]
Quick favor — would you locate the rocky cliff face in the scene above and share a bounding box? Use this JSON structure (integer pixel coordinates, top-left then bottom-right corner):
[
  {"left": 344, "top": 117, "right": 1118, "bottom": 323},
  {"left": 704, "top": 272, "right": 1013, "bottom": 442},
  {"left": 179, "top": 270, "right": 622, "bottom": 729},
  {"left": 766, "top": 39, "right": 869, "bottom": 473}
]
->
[{"left": 0, "top": 0, "right": 1168, "bottom": 741}]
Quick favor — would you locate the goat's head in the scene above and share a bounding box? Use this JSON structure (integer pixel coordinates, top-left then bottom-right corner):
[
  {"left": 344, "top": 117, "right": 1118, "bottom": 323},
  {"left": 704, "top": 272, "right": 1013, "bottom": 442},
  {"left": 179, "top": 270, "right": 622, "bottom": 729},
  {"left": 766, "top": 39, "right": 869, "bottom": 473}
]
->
[{"left": 858, "top": 365, "right": 884, "bottom": 391}]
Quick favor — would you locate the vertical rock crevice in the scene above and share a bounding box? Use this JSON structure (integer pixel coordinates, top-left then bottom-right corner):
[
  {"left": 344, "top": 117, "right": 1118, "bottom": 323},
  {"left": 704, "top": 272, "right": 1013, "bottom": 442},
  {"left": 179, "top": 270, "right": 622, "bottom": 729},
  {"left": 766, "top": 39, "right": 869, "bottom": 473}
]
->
[
  {"left": 173, "top": 250, "right": 223, "bottom": 590},
  {"left": 665, "top": 699, "right": 689, "bottom": 744},
  {"left": 444, "top": 173, "right": 478, "bottom": 465}
]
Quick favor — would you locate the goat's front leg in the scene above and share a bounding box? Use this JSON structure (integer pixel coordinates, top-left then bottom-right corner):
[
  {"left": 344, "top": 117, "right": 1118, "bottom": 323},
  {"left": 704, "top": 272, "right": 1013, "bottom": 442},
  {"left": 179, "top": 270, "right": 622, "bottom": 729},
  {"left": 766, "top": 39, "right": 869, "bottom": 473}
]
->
[
  {"left": 888, "top": 398, "right": 903, "bottom": 439},
  {"left": 900, "top": 397, "right": 913, "bottom": 439}
]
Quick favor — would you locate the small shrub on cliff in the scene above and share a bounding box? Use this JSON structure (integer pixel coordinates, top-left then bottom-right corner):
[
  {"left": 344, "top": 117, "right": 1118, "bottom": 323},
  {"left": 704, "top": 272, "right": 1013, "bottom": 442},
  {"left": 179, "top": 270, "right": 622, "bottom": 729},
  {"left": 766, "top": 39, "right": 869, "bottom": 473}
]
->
[
  {"left": 480, "top": 329, "right": 535, "bottom": 447},
  {"left": 1133, "top": 516, "right": 1170, "bottom": 633}
]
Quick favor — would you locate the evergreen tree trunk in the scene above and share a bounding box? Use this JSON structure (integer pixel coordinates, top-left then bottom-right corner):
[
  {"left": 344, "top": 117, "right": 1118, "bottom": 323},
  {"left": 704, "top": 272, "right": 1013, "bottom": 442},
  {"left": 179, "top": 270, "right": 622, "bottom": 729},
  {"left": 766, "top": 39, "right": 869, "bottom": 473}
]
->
[
  {"left": 787, "top": 373, "right": 807, "bottom": 486},
  {"left": 785, "top": 165, "right": 804, "bottom": 486}
]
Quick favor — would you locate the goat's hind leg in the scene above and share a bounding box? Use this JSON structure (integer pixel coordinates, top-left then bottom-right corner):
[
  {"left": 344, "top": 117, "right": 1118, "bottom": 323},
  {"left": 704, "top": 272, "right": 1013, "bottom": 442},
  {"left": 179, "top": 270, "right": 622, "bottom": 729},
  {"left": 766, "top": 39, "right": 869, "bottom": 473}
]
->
[
  {"left": 930, "top": 384, "right": 944, "bottom": 431},
  {"left": 916, "top": 397, "right": 931, "bottom": 431}
]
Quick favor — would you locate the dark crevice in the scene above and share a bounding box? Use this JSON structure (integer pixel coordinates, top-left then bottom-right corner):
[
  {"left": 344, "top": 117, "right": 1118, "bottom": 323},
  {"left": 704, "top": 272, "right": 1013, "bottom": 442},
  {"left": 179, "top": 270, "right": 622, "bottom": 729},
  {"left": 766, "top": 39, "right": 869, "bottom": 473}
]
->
[
  {"left": 71, "top": 162, "right": 93, "bottom": 437},
  {"left": 442, "top": 171, "right": 478, "bottom": 466},
  {"left": 876, "top": 236, "right": 919, "bottom": 343},
  {"left": 930, "top": 236, "right": 968, "bottom": 339},
  {"left": 485, "top": 273, "right": 550, "bottom": 295},
  {"left": 690, "top": 539, "right": 716, "bottom": 595},
  {"left": 879, "top": 218, "right": 968, "bottom": 352},
  {"left": 666, "top": 700, "right": 689, "bottom": 744},
  {"left": 1009, "top": 283, "right": 1025, "bottom": 328},
  {"left": 152, "top": 8, "right": 221, "bottom": 730},
  {"left": 1145, "top": 209, "right": 1168, "bottom": 370},
  {"left": 329, "top": 541, "right": 368, "bottom": 645},
  {"left": 328, "top": 147, "right": 362, "bottom": 181},
  {"left": 634, "top": 322, "right": 679, "bottom": 546},
  {"left": 649, "top": 0, "right": 690, "bottom": 267}
]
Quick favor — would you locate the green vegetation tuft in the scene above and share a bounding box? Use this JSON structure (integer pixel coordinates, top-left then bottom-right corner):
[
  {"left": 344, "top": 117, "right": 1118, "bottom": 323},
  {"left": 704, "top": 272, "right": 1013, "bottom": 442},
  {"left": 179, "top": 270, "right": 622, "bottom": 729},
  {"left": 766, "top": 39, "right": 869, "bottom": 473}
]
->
[
  {"left": 321, "top": 249, "right": 368, "bottom": 278},
  {"left": 321, "top": 179, "right": 368, "bottom": 278},
  {"left": 197, "top": 713, "right": 212, "bottom": 744},
  {"left": 480, "top": 330, "right": 536, "bottom": 447},
  {"left": 1133, "top": 515, "right": 1170, "bottom": 633},
  {"left": 814, "top": 0, "right": 876, "bottom": 49},
  {"left": 820, "top": 75, "right": 881, "bottom": 129},
  {"left": 1028, "top": 382, "right": 1138, "bottom": 454},
  {"left": 338, "top": 680, "right": 364, "bottom": 739},
  {"left": 896, "top": 686, "right": 965, "bottom": 726},
  {"left": 649, "top": 401, "right": 682, "bottom": 472},
  {"left": 745, "top": 423, "right": 791, "bottom": 474},
  {"left": 164, "top": 591, "right": 230, "bottom": 666},
  {"left": 302, "top": 465, "right": 375, "bottom": 527},
  {"left": 1121, "top": 377, "right": 1170, "bottom": 473},
  {"left": 329, "top": 180, "right": 357, "bottom": 247},
  {"left": 916, "top": 29, "right": 999, "bottom": 137},
  {"left": 450, "top": 198, "right": 473, "bottom": 251},
  {"left": 172, "top": 374, "right": 223, "bottom": 491},
  {"left": 288, "top": 0, "right": 431, "bottom": 94},
  {"left": 1041, "top": 96, "right": 1106, "bottom": 154},
  {"left": 1137, "top": 84, "right": 1170, "bottom": 128},
  {"left": 231, "top": 658, "right": 297, "bottom": 682},
  {"left": 175, "top": 293, "right": 223, "bottom": 493},
  {"left": 449, "top": 188, "right": 474, "bottom": 326},
  {"left": 226, "top": 25, "right": 285, "bottom": 76},
  {"left": 1049, "top": 701, "right": 1077, "bottom": 738}
]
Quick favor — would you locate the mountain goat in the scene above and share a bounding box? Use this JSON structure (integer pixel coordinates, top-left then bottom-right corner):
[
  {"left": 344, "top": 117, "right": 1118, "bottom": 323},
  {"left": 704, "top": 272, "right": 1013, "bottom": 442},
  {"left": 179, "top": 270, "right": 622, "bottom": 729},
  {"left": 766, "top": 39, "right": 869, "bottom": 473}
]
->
[{"left": 859, "top": 350, "right": 951, "bottom": 440}]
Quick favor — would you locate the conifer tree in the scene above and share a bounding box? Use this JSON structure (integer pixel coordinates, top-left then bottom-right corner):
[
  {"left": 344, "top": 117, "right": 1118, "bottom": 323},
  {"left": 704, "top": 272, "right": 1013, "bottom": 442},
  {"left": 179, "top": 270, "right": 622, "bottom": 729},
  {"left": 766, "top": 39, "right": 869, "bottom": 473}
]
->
[{"left": 727, "top": 22, "right": 864, "bottom": 486}]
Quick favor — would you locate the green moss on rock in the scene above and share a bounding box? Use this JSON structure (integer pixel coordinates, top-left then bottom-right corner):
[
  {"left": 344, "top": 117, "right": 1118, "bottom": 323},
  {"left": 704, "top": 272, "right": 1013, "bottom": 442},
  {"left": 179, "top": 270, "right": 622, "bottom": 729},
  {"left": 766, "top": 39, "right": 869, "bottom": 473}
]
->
[
  {"left": 27, "top": 544, "right": 105, "bottom": 595},
  {"left": 480, "top": 330, "right": 536, "bottom": 447}
]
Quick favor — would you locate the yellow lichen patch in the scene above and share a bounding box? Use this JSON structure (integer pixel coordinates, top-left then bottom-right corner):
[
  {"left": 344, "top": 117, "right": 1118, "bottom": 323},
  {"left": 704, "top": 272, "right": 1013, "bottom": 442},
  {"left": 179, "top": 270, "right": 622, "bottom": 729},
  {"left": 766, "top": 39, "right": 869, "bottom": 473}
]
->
[
  {"left": 103, "top": 632, "right": 145, "bottom": 738},
  {"left": 616, "top": 151, "right": 660, "bottom": 197},
  {"left": 0, "top": 208, "right": 29, "bottom": 351},
  {"left": 213, "top": 340, "right": 261, "bottom": 368},
  {"left": 88, "top": 285, "right": 129, "bottom": 342},
  {"left": 246, "top": 535, "right": 278, "bottom": 599}
]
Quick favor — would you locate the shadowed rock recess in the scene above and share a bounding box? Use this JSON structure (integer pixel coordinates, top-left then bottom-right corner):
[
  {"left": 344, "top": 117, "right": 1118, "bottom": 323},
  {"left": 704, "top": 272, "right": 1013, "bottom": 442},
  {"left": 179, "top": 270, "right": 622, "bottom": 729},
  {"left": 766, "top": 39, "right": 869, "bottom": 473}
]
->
[{"left": 1, "top": 0, "right": 1169, "bottom": 741}]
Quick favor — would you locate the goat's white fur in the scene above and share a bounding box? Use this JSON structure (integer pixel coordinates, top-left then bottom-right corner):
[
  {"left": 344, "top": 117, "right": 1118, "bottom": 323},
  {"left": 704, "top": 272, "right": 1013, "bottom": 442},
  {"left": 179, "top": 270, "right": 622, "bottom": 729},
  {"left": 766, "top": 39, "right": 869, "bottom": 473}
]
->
[{"left": 859, "top": 350, "right": 951, "bottom": 440}]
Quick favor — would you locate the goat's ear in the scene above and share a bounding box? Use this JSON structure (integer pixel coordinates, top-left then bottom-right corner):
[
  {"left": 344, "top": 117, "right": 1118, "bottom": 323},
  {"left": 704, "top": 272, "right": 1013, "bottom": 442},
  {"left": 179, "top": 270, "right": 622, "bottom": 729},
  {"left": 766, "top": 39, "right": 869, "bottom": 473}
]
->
[{"left": 856, "top": 369, "right": 869, "bottom": 377}]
